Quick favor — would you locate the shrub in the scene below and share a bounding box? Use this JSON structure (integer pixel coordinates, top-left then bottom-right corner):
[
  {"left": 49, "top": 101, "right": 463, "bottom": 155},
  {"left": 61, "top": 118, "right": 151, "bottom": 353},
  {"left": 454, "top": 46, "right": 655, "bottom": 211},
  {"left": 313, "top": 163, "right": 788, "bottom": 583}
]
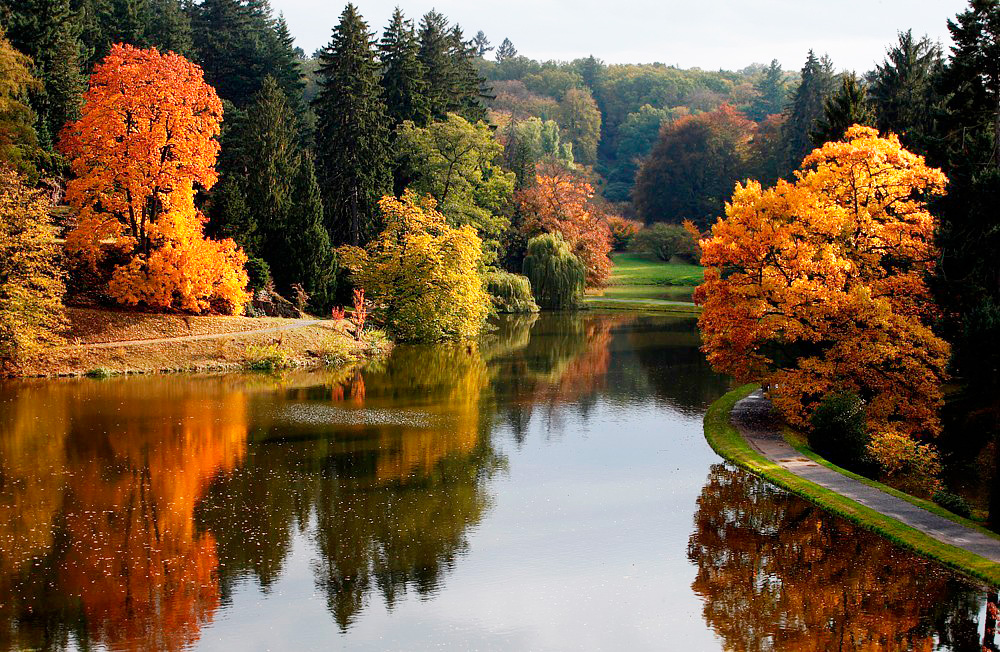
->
[
  {"left": 84, "top": 367, "right": 113, "bottom": 379},
  {"left": 244, "top": 343, "right": 291, "bottom": 371},
  {"left": 522, "top": 233, "right": 585, "bottom": 310},
  {"left": 867, "top": 430, "right": 943, "bottom": 497},
  {"left": 631, "top": 223, "right": 699, "bottom": 262},
  {"left": 808, "top": 391, "right": 871, "bottom": 472},
  {"left": 606, "top": 216, "right": 642, "bottom": 251},
  {"left": 933, "top": 490, "right": 973, "bottom": 518},
  {"left": 485, "top": 269, "right": 539, "bottom": 314},
  {"left": 245, "top": 257, "right": 272, "bottom": 291}
]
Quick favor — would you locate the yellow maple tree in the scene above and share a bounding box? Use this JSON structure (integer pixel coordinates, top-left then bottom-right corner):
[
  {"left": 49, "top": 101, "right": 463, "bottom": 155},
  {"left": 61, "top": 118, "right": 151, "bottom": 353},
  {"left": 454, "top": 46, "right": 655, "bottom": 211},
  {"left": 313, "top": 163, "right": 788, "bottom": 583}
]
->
[
  {"left": 60, "top": 44, "right": 248, "bottom": 314},
  {"left": 696, "top": 126, "right": 950, "bottom": 464},
  {"left": 338, "top": 191, "right": 490, "bottom": 342}
]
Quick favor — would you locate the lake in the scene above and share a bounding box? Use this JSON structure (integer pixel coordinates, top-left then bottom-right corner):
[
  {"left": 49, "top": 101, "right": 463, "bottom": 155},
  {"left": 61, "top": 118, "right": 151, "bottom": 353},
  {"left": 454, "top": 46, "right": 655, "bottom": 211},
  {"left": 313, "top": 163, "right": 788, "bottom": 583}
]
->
[{"left": 0, "top": 313, "right": 994, "bottom": 651}]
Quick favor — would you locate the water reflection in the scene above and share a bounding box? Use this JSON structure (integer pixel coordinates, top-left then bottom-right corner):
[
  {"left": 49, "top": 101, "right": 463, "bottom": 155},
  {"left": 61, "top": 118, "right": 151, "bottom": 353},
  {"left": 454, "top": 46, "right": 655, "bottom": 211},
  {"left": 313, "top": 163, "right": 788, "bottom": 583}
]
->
[
  {"left": 0, "top": 313, "right": 988, "bottom": 650},
  {"left": 688, "top": 463, "right": 992, "bottom": 651}
]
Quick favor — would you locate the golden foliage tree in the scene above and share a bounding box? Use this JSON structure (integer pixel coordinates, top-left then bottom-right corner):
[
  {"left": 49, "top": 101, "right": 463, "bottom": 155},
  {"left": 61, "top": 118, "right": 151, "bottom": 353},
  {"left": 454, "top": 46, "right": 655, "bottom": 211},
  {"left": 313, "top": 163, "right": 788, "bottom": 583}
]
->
[
  {"left": 0, "top": 29, "right": 44, "bottom": 179},
  {"left": 0, "top": 167, "right": 65, "bottom": 371},
  {"left": 696, "top": 126, "right": 950, "bottom": 458},
  {"left": 338, "top": 191, "right": 490, "bottom": 342},
  {"left": 516, "top": 167, "right": 613, "bottom": 288},
  {"left": 60, "top": 44, "right": 249, "bottom": 314}
]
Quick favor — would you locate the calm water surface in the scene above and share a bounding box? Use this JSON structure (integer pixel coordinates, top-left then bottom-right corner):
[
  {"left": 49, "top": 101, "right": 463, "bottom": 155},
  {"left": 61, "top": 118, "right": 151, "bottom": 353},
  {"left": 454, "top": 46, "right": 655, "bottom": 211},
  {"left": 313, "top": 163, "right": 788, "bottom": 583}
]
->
[{"left": 0, "top": 313, "right": 994, "bottom": 651}]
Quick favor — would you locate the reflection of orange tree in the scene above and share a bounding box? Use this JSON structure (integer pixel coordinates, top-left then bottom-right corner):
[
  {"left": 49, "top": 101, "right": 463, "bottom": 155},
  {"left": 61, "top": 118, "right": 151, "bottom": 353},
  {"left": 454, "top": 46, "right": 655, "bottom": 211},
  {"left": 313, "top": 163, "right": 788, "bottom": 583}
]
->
[
  {"left": 50, "top": 379, "right": 246, "bottom": 651},
  {"left": 687, "top": 464, "right": 984, "bottom": 652}
]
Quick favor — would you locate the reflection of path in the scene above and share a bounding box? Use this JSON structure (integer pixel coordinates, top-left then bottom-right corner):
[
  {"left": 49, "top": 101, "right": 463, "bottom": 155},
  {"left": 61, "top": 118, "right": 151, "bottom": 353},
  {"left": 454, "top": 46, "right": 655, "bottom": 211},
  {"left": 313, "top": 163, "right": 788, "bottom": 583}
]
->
[
  {"left": 733, "top": 390, "right": 1000, "bottom": 563},
  {"left": 66, "top": 319, "right": 321, "bottom": 349}
]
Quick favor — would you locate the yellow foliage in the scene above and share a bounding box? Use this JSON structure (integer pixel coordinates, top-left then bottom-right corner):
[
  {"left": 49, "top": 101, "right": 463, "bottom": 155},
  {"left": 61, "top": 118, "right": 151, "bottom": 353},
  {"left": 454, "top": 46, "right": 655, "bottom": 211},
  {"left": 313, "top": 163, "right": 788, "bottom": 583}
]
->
[
  {"left": 696, "top": 125, "right": 950, "bottom": 447},
  {"left": 338, "top": 191, "right": 490, "bottom": 342}
]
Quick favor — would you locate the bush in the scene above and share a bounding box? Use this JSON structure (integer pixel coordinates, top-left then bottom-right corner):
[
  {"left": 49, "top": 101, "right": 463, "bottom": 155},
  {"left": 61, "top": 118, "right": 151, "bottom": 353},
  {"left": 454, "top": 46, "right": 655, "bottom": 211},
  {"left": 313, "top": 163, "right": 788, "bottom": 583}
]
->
[
  {"left": 244, "top": 343, "right": 291, "bottom": 372},
  {"left": 867, "top": 430, "right": 943, "bottom": 497},
  {"left": 606, "top": 216, "right": 641, "bottom": 251},
  {"left": 245, "top": 257, "right": 272, "bottom": 292},
  {"left": 485, "top": 269, "right": 539, "bottom": 314},
  {"left": 522, "top": 233, "right": 585, "bottom": 310},
  {"left": 808, "top": 391, "right": 871, "bottom": 472},
  {"left": 933, "top": 490, "right": 973, "bottom": 518},
  {"left": 631, "top": 223, "right": 698, "bottom": 262}
]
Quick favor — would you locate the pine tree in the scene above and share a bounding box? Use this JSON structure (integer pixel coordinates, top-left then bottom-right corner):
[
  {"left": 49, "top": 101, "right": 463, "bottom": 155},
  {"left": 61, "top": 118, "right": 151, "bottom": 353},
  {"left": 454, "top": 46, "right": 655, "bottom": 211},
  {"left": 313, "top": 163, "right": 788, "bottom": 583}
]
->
[
  {"left": 472, "top": 30, "right": 491, "bottom": 57},
  {"left": 495, "top": 37, "right": 517, "bottom": 62},
  {"left": 147, "top": 0, "right": 192, "bottom": 55},
  {"left": 379, "top": 8, "right": 430, "bottom": 127},
  {"left": 418, "top": 10, "right": 454, "bottom": 120},
  {"left": 448, "top": 25, "right": 489, "bottom": 122},
  {"left": 869, "top": 30, "right": 943, "bottom": 151},
  {"left": 749, "top": 59, "right": 786, "bottom": 120},
  {"left": 314, "top": 3, "right": 391, "bottom": 245},
  {"left": 811, "top": 73, "right": 875, "bottom": 145},
  {"left": 280, "top": 152, "right": 336, "bottom": 311},
  {"left": 784, "top": 50, "right": 836, "bottom": 168}
]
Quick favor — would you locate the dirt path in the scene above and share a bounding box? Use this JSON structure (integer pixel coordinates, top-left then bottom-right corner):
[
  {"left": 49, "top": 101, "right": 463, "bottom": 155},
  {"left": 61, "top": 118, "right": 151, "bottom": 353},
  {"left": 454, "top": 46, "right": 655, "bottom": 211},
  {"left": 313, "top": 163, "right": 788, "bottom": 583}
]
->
[
  {"left": 66, "top": 319, "right": 323, "bottom": 350},
  {"left": 732, "top": 389, "right": 1000, "bottom": 564}
]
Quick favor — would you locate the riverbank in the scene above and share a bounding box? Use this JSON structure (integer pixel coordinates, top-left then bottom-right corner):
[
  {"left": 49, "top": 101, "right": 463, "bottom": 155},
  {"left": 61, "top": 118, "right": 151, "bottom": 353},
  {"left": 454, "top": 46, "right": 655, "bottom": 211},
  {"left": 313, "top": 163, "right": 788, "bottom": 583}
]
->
[
  {"left": 705, "top": 385, "right": 1000, "bottom": 586},
  {"left": 585, "top": 253, "right": 703, "bottom": 314},
  {"left": 17, "top": 307, "right": 388, "bottom": 377}
]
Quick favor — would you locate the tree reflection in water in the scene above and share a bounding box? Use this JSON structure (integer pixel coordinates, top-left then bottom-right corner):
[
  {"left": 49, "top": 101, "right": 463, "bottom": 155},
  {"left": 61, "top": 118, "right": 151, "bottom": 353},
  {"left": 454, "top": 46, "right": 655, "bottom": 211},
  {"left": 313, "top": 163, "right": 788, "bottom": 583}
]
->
[{"left": 688, "top": 463, "right": 992, "bottom": 652}]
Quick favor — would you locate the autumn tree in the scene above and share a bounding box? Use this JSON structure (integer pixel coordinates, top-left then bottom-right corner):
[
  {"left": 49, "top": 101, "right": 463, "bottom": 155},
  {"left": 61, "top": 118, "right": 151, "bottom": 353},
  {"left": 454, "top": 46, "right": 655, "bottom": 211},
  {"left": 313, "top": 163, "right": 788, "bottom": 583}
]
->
[
  {"left": 517, "top": 167, "right": 613, "bottom": 287},
  {"left": 634, "top": 104, "right": 755, "bottom": 228},
  {"left": 696, "top": 126, "right": 949, "bottom": 482},
  {"left": 0, "top": 29, "right": 45, "bottom": 178},
  {"left": 60, "top": 44, "right": 249, "bottom": 314},
  {"left": 337, "top": 191, "right": 490, "bottom": 342},
  {"left": 395, "top": 113, "right": 515, "bottom": 264},
  {"left": 0, "top": 167, "right": 66, "bottom": 371}
]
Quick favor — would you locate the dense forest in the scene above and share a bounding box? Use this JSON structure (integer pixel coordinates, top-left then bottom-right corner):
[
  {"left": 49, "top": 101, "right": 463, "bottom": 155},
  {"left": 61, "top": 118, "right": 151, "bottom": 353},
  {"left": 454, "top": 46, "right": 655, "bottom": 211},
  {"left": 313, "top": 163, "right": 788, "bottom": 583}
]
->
[{"left": 0, "top": 0, "right": 998, "bottom": 388}]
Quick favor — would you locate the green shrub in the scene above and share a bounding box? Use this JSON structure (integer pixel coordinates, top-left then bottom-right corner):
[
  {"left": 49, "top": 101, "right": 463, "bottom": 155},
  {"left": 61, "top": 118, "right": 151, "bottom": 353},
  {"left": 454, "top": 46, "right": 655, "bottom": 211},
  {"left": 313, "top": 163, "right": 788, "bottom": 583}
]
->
[
  {"left": 522, "top": 233, "right": 585, "bottom": 310},
  {"left": 244, "top": 344, "right": 291, "bottom": 371},
  {"left": 84, "top": 367, "right": 113, "bottom": 379},
  {"left": 933, "top": 490, "right": 973, "bottom": 518},
  {"left": 245, "top": 257, "right": 272, "bottom": 292},
  {"left": 808, "top": 391, "right": 871, "bottom": 472},
  {"left": 485, "top": 269, "right": 540, "bottom": 314},
  {"left": 631, "top": 223, "right": 699, "bottom": 262}
]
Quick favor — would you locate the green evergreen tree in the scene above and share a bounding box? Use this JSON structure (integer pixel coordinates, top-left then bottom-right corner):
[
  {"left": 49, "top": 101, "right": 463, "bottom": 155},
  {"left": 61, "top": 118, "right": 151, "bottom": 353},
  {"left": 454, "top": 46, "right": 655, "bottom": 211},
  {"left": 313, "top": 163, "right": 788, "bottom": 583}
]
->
[
  {"left": 418, "top": 10, "right": 454, "bottom": 120},
  {"left": 314, "top": 3, "right": 391, "bottom": 245},
  {"left": 147, "top": 0, "right": 192, "bottom": 55},
  {"left": 448, "top": 25, "right": 488, "bottom": 122},
  {"left": 472, "top": 30, "right": 492, "bottom": 58},
  {"left": 784, "top": 50, "right": 836, "bottom": 168},
  {"left": 495, "top": 37, "right": 517, "bottom": 62},
  {"left": 748, "top": 59, "right": 786, "bottom": 120},
  {"left": 810, "top": 72, "right": 875, "bottom": 145},
  {"left": 379, "top": 7, "right": 430, "bottom": 127},
  {"left": 280, "top": 152, "right": 337, "bottom": 311},
  {"left": 869, "top": 30, "right": 943, "bottom": 151}
]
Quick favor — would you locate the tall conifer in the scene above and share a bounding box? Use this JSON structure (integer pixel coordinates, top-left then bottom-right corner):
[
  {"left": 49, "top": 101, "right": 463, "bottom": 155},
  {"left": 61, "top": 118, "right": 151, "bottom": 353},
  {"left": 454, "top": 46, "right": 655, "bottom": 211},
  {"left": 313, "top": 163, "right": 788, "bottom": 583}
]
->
[
  {"left": 784, "top": 50, "right": 836, "bottom": 168},
  {"left": 379, "top": 8, "right": 430, "bottom": 127},
  {"left": 314, "top": 3, "right": 390, "bottom": 245}
]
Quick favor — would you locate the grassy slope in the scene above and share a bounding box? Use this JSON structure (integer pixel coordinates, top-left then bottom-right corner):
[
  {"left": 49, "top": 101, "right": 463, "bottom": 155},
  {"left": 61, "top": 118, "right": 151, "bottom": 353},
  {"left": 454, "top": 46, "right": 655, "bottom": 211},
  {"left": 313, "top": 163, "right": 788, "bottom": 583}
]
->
[
  {"left": 705, "top": 385, "right": 1000, "bottom": 586},
  {"left": 585, "top": 253, "right": 704, "bottom": 313}
]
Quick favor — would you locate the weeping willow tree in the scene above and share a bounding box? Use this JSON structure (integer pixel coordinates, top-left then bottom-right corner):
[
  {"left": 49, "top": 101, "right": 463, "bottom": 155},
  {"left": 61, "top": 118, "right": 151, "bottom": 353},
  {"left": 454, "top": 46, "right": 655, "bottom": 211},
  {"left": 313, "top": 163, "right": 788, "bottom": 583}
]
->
[
  {"left": 485, "top": 269, "right": 539, "bottom": 314},
  {"left": 522, "top": 233, "right": 584, "bottom": 310}
]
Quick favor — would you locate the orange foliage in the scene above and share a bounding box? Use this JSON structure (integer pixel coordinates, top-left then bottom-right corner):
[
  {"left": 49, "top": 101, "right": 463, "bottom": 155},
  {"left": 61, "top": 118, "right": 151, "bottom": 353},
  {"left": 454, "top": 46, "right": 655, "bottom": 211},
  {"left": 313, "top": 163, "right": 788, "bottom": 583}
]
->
[
  {"left": 696, "top": 126, "right": 950, "bottom": 442},
  {"left": 60, "top": 44, "right": 248, "bottom": 314},
  {"left": 517, "top": 167, "right": 613, "bottom": 287},
  {"left": 605, "top": 215, "right": 642, "bottom": 251}
]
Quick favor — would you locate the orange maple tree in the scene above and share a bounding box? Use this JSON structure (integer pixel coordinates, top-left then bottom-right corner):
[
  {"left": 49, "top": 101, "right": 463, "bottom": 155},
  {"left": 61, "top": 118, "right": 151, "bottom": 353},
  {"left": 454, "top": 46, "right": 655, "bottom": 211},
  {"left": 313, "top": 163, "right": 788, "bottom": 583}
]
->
[
  {"left": 517, "top": 166, "right": 613, "bottom": 287},
  {"left": 60, "top": 44, "right": 248, "bottom": 314},
  {"left": 696, "top": 126, "right": 950, "bottom": 456}
]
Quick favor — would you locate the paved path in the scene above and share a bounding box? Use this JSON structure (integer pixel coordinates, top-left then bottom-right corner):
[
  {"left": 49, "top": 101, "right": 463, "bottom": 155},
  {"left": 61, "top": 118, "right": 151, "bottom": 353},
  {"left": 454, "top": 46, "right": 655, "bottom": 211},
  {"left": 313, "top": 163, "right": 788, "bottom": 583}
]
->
[
  {"left": 732, "top": 389, "right": 1000, "bottom": 564},
  {"left": 67, "top": 319, "right": 322, "bottom": 350}
]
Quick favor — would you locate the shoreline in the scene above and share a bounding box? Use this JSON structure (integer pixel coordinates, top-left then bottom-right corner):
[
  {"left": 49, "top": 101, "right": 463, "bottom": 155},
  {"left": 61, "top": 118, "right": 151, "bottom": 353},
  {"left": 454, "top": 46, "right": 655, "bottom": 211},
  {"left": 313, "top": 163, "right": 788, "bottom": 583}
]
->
[{"left": 704, "top": 384, "right": 1000, "bottom": 587}]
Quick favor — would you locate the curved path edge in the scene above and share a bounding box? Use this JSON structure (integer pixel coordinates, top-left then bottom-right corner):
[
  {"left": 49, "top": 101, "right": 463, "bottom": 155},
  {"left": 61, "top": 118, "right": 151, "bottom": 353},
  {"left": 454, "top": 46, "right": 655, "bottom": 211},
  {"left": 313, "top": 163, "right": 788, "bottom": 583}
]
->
[{"left": 705, "top": 384, "right": 1000, "bottom": 587}]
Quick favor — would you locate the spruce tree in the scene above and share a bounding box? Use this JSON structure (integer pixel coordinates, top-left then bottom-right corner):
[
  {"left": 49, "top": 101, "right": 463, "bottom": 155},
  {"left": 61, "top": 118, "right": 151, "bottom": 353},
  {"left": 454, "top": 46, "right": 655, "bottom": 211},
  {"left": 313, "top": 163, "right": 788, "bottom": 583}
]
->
[
  {"left": 379, "top": 8, "right": 430, "bottom": 127},
  {"left": 811, "top": 73, "right": 875, "bottom": 145},
  {"left": 314, "top": 3, "right": 391, "bottom": 245},
  {"left": 280, "top": 152, "right": 337, "bottom": 311},
  {"left": 147, "top": 0, "right": 192, "bottom": 55},
  {"left": 418, "top": 10, "right": 454, "bottom": 120},
  {"left": 448, "top": 25, "right": 489, "bottom": 122},
  {"left": 784, "top": 50, "right": 836, "bottom": 168},
  {"left": 749, "top": 59, "right": 786, "bottom": 120},
  {"left": 495, "top": 37, "right": 517, "bottom": 62},
  {"left": 869, "top": 30, "right": 943, "bottom": 151}
]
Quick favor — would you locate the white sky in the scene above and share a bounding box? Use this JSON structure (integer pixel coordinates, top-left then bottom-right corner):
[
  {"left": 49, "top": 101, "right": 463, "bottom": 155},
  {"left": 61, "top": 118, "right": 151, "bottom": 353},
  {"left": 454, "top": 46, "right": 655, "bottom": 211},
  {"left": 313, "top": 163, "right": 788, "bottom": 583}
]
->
[{"left": 271, "top": 0, "right": 969, "bottom": 72}]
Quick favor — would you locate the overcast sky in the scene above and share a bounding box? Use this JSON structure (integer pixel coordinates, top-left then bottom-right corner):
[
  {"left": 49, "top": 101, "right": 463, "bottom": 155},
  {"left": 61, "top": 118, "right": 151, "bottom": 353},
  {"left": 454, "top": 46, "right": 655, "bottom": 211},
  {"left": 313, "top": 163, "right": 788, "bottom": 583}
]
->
[{"left": 271, "top": 0, "right": 969, "bottom": 73}]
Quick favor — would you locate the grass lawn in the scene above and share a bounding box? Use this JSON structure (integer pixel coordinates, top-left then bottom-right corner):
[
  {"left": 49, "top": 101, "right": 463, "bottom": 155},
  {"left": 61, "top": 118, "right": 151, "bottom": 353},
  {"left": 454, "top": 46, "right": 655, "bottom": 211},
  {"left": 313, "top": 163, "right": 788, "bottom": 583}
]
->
[{"left": 586, "top": 252, "right": 703, "bottom": 308}]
